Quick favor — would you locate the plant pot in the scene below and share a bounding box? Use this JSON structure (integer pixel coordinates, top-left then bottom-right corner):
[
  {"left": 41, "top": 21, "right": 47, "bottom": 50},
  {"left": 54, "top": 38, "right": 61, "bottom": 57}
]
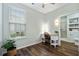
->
[{"left": 7, "top": 48, "right": 17, "bottom": 56}]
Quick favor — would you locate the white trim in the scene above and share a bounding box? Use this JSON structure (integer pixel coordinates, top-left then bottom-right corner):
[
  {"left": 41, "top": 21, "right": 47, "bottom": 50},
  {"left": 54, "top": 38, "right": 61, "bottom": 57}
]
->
[
  {"left": 0, "top": 3, "right": 2, "bottom": 48},
  {"left": 61, "top": 38, "right": 74, "bottom": 43},
  {"left": 16, "top": 40, "right": 42, "bottom": 50}
]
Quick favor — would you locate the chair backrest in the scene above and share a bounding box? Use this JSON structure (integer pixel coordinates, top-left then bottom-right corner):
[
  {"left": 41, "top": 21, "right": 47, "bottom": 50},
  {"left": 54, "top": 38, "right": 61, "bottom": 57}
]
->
[{"left": 44, "top": 32, "right": 50, "bottom": 39}]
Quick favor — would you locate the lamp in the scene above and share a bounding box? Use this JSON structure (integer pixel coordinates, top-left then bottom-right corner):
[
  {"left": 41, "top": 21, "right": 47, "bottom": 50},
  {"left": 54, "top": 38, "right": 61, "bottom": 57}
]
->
[{"left": 55, "top": 19, "right": 59, "bottom": 27}]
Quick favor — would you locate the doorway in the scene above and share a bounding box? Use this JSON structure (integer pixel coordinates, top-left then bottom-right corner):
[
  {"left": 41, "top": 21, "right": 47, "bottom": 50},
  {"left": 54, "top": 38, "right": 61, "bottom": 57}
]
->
[{"left": 60, "top": 16, "right": 67, "bottom": 38}]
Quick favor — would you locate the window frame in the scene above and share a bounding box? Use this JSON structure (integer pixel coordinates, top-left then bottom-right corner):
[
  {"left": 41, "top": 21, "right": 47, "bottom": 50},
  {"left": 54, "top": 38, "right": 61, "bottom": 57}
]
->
[{"left": 8, "top": 6, "right": 26, "bottom": 39}]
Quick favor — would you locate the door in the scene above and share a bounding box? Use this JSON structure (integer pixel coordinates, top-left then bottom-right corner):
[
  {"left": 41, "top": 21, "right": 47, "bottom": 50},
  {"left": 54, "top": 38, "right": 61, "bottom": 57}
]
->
[{"left": 60, "top": 16, "right": 67, "bottom": 38}]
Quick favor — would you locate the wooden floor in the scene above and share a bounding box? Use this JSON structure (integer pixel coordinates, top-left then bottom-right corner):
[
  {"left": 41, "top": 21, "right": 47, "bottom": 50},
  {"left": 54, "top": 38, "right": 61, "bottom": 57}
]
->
[{"left": 17, "top": 41, "right": 79, "bottom": 56}]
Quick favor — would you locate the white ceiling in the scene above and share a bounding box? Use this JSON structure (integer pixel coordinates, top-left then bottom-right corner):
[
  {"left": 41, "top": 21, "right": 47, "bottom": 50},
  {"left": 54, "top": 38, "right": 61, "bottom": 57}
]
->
[{"left": 23, "top": 3, "right": 67, "bottom": 14}]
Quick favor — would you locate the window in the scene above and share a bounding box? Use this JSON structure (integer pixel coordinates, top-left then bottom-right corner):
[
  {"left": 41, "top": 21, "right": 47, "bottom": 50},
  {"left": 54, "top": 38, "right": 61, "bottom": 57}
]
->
[
  {"left": 8, "top": 6, "right": 26, "bottom": 38},
  {"left": 41, "top": 23, "right": 49, "bottom": 34}
]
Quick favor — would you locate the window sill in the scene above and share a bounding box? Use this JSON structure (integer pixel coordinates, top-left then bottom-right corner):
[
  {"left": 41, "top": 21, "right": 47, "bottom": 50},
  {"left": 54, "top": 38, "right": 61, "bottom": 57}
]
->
[{"left": 9, "top": 36, "right": 26, "bottom": 40}]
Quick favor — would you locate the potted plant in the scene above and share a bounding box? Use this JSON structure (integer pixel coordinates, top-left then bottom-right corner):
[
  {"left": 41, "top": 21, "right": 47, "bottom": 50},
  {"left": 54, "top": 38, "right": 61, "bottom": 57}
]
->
[
  {"left": 55, "top": 31, "right": 59, "bottom": 35},
  {"left": 2, "top": 40, "right": 17, "bottom": 56}
]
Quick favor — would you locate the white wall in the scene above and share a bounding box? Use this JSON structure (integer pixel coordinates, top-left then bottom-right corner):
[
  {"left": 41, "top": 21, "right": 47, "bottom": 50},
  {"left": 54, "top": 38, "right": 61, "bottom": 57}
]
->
[
  {"left": 15, "top": 4, "right": 44, "bottom": 49},
  {"left": 2, "top": 3, "right": 44, "bottom": 49},
  {"left": 45, "top": 3, "right": 79, "bottom": 42},
  {"left": 0, "top": 3, "right": 2, "bottom": 47}
]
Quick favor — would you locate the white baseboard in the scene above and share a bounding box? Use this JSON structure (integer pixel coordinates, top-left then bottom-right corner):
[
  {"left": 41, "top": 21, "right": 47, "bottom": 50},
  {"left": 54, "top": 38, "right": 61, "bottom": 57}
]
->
[
  {"left": 17, "top": 40, "right": 42, "bottom": 50},
  {"left": 16, "top": 38, "right": 75, "bottom": 50},
  {"left": 61, "top": 38, "right": 74, "bottom": 43}
]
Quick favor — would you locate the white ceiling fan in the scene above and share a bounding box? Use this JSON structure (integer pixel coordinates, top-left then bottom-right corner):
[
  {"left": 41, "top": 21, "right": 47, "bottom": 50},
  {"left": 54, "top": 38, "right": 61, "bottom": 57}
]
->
[{"left": 32, "top": 3, "right": 55, "bottom": 8}]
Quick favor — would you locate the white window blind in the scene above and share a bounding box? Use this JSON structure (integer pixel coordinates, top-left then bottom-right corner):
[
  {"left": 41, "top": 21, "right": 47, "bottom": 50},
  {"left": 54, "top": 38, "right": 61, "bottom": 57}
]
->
[{"left": 8, "top": 6, "right": 26, "bottom": 38}]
